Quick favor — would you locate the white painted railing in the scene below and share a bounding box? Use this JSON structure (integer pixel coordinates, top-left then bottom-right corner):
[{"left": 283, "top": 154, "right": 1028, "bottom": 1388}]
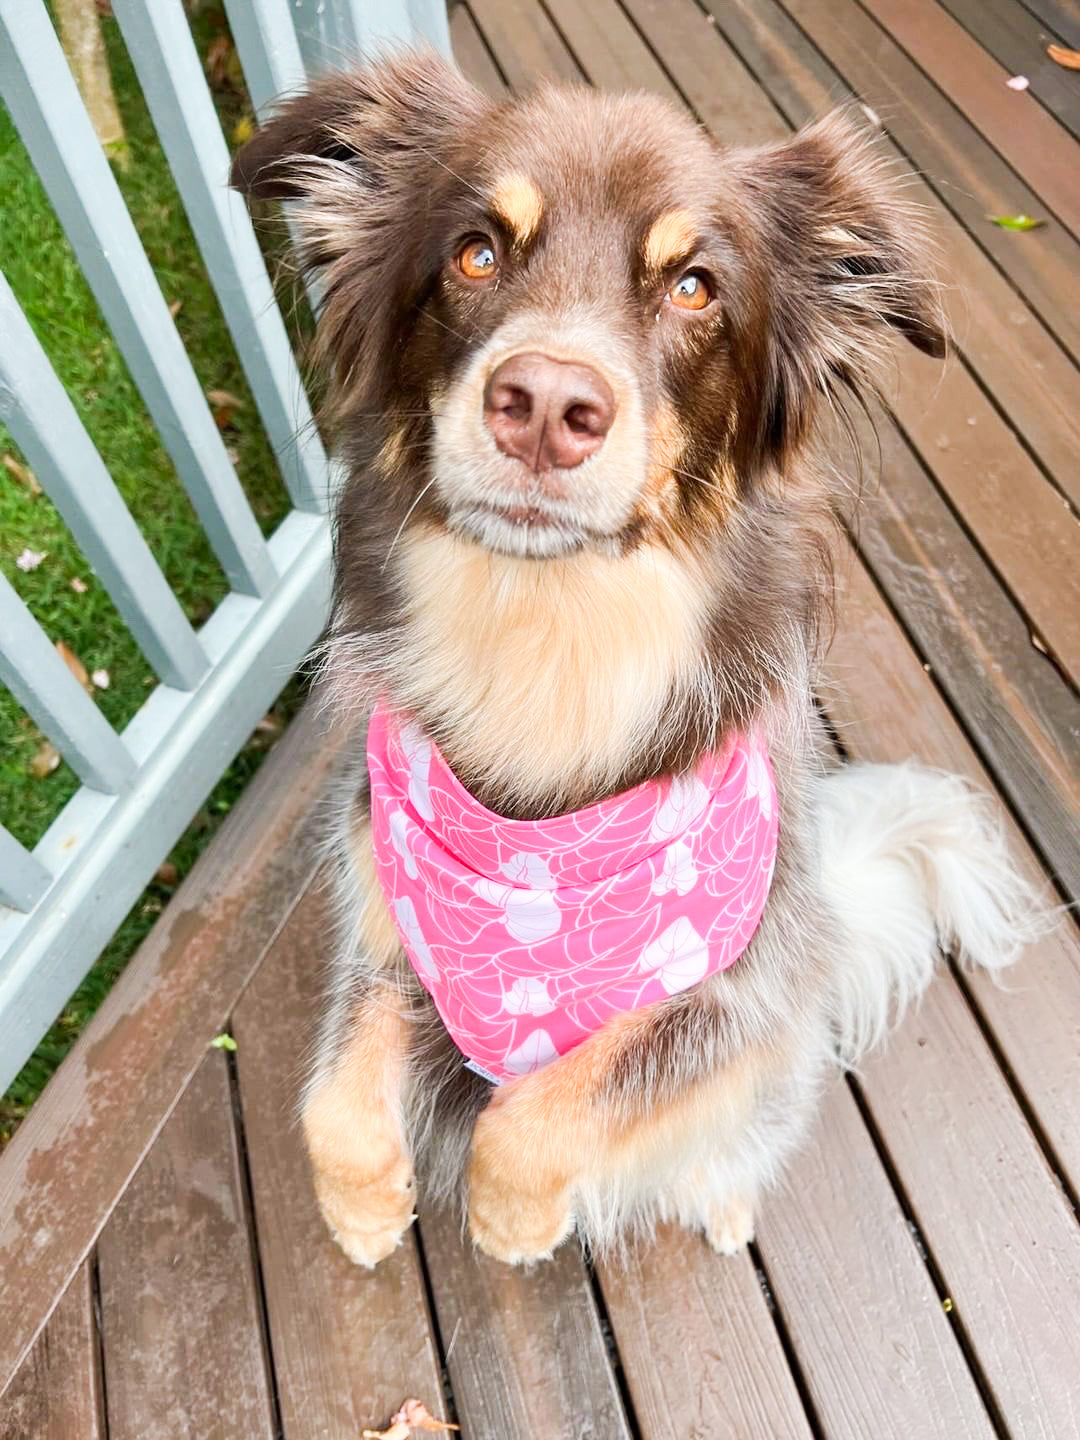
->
[{"left": 0, "top": 0, "right": 449, "bottom": 1093}]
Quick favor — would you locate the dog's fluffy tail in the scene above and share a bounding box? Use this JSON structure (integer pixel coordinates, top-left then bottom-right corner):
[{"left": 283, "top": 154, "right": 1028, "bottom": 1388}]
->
[{"left": 816, "top": 761, "right": 1050, "bottom": 1067}]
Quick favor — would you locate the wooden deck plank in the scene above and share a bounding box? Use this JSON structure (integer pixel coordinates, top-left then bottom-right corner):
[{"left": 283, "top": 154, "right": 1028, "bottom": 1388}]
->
[
  {"left": 419, "top": 1208, "right": 632, "bottom": 1440},
  {"left": 758, "top": 1082, "right": 997, "bottom": 1440},
  {"left": 596, "top": 1231, "right": 816, "bottom": 1439},
  {"left": 468, "top": 0, "right": 583, "bottom": 88},
  {"left": 1018, "top": 0, "right": 1080, "bottom": 47},
  {"left": 721, "top": 0, "right": 1080, "bottom": 362},
  {"left": 96, "top": 1050, "right": 276, "bottom": 1440},
  {"left": 936, "top": 0, "right": 1080, "bottom": 139},
  {"left": 856, "top": 979, "right": 1080, "bottom": 1438},
  {"left": 828, "top": 557, "right": 1080, "bottom": 1194},
  {"left": 0, "top": 702, "right": 344, "bottom": 1401},
  {"left": 0, "top": 1264, "right": 104, "bottom": 1440},
  {"left": 853, "top": 404, "right": 1080, "bottom": 900},
  {"left": 647, "top": 0, "right": 1080, "bottom": 518},
  {"left": 859, "top": 0, "right": 1080, "bottom": 237},
  {"left": 889, "top": 343, "right": 1080, "bottom": 681},
  {"left": 450, "top": 4, "right": 508, "bottom": 97},
  {"left": 547, "top": 0, "right": 1080, "bottom": 896},
  {"left": 540, "top": 0, "right": 684, "bottom": 101},
  {"left": 231, "top": 881, "right": 449, "bottom": 1440}
]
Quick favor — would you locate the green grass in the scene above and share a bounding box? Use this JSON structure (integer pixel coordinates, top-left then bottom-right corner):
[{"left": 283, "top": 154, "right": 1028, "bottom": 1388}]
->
[{"left": 0, "top": 6, "right": 313, "bottom": 1147}]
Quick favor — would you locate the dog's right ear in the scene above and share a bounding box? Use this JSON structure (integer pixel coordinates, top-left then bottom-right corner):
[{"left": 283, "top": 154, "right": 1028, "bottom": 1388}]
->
[{"left": 230, "top": 50, "right": 488, "bottom": 203}]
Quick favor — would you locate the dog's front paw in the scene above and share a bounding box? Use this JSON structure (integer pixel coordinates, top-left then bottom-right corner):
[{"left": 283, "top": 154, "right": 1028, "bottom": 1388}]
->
[
  {"left": 705, "top": 1193, "right": 756, "bottom": 1256},
  {"left": 312, "top": 1151, "right": 416, "bottom": 1267},
  {"left": 466, "top": 1102, "right": 574, "bottom": 1263}
]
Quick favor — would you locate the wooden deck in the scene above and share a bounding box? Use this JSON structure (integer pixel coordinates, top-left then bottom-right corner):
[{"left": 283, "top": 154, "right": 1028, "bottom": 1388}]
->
[{"left": 3, "top": 1, "right": 1079, "bottom": 1435}]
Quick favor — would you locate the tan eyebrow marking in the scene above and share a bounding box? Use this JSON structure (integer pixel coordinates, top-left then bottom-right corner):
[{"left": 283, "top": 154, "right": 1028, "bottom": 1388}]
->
[
  {"left": 490, "top": 173, "right": 544, "bottom": 244},
  {"left": 643, "top": 209, "right": 698, "bottom": 272}
]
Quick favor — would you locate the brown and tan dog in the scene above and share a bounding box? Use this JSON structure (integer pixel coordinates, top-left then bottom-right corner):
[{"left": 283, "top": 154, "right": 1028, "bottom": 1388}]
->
[{"left": 233, "top": 53, "right": 1042, "bottom": 1266}]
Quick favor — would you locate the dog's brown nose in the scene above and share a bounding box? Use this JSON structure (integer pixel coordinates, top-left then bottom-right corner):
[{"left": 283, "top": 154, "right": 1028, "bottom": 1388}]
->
[{"left": 484, "top": 353, "right": 615, "bottom": 471}]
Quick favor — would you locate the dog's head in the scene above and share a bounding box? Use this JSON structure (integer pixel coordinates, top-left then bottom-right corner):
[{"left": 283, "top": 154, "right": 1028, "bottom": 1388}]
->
[{"left": 233, "top": 52, "right": 945, "bottom": 565}]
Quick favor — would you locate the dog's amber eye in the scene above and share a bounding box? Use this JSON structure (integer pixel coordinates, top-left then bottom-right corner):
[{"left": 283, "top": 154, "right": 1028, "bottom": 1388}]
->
[
  {"left": 669, "top": 271, "right": 712, "bottom": 311},
  {"left": 458, "top": 239, "right": 498, "bottom": 281}
]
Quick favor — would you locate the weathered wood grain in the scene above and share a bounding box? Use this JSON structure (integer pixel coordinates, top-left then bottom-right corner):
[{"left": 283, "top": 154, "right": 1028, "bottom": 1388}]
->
[
  {"left": 757, "top": 1082, "right": 997, "bottom": 1440},
  {"left": 96, "top": 1050, "right": 276, "bottom": 1440},
  {"left": 0, "top": 1264, "right": 104, "bottom": 1440},
  {"left": 419, "top": 1206, "right": 632, "bottom": 1440},
  {"left": 826, "top": 557, "right": 1080, "bottom": 1193},
  {"left": 596, "top": 1228, "right": 815, "bottom": 1439}
]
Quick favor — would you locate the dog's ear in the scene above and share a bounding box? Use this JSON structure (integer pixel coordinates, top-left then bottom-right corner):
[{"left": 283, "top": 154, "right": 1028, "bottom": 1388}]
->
[
  {"left": 230, "top": 49, "right": 486, "bottom": 202},
  {"left": 731, "top": 112, "right": 948, "bottom": 462},
  {"left": 231, "top": 51, "right": 490, "bottom": 405}
]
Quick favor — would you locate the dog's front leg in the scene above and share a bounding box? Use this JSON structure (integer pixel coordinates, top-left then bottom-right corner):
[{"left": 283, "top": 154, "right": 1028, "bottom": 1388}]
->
[
  {"left": 467, "top": 1012, "right": 689, "bottom": 1263},
  {"left": 303, "top": 814, "right": 415, "bottom": 1267},
  {"left": 303, "top": 987, "right": 415, "bottom": 1266},
  {"left": 467, "top": 1008, "right": 766, "bottom": 1263}
]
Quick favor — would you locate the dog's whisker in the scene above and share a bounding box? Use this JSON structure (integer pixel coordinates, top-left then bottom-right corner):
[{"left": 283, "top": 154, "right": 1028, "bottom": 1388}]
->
[{"left": 381, "top": 475, "right": 439, "bottom": 570}]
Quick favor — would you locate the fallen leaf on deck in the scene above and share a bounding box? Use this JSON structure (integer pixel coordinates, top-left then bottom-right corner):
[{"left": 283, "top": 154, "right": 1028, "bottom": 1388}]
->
[
  {"left": 3, "top": 453, "right": 42, "bottom": 496},
  {"left": 1047, "top": 44, "right": 1080, "bottom": 69},
  {"left": 70, "top": 576, "right": 89, "bottom": 593},
  {"left": 30, "top": 742, "right": 61, "bottom": 778},
  {"left": 91, "top": 668, "right": 110, "bottom": 689},
  {"left": 210, "top": 1033, "right": 238, "bottom": 1051},
  {"left": 1031, "top": 632, "right": 1048, "bottom": 655},
  {"left": 1005, "top": 74, "right": 1029, "bottom": 89},
  {"left": 55, "top": 641, "right": 90, "bottom": 690},
  {"left": 987, "top": 213, "right": 1045, "bottom": 231},
  {"left": 363, "top": 1399, "right": 460, "bottom": 1437},
  {"left": 16, "top": 548, "right": 46, "bottom": 571}
]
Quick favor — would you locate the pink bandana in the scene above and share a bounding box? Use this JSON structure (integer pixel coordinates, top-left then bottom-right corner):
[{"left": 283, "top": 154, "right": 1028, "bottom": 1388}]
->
[{"left": 367, "top": 702, "right": 779, "bottom": 1083}]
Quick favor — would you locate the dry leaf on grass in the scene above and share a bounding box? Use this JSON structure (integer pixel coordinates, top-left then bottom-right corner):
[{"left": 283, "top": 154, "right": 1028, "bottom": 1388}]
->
[
  {"left": 362, "top": 1398, "right": 460, "bottom": 1437},
  {"left": 1047, "top": 43, "right": 1080, "bottom": 69},
  {"left": 3, "top": 453, "right": 43, "bottom": 496},
  {"left": 55, "top": 641, "right": 90, "bottom": 690},
  {"left": 30, "top": 742, "right": 61, "bottom": 779},
  {"left": 206, "top": 388, "right": 246, "bottom": 431},
  {"left": 168, "top": 298, "right": 183, "bottom": 319},
  {"left": 206, "top": 388, "right": 246, "bottom": 410},
  {"left": 155, "top": 861, "right": 179, "bottom": 887}
]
